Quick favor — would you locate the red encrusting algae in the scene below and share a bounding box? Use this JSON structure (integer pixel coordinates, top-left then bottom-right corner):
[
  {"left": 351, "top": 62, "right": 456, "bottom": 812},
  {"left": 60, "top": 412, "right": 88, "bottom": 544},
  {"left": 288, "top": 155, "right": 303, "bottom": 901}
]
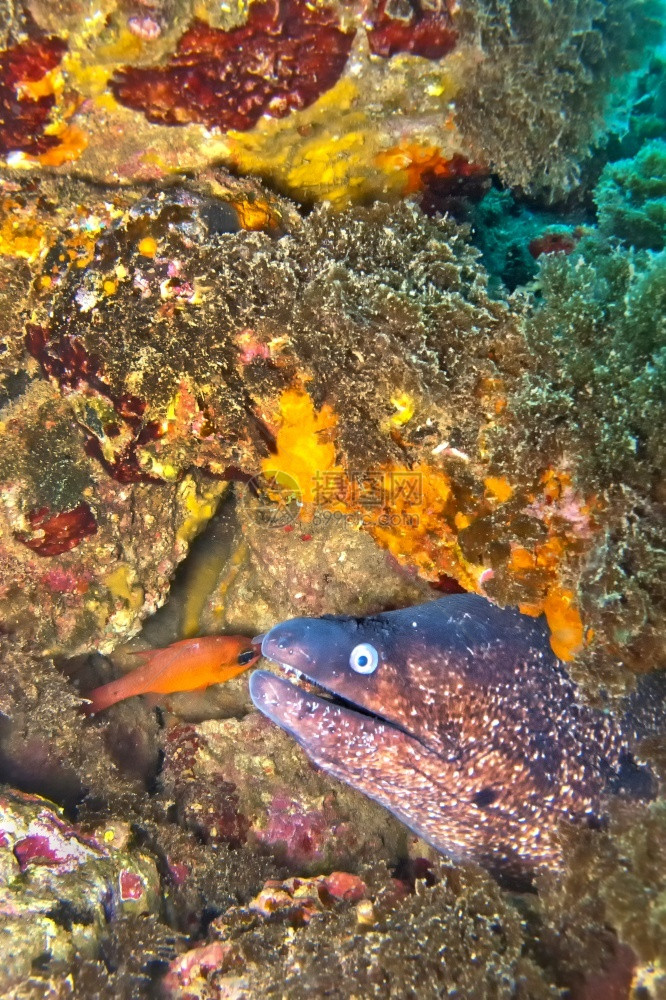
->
[
  {"left": 26, "top": 323, "right": 166, "bottom": 483},
  {"left": 15, "top": 502, "right": 97, "bottom": 556},
  {"left": 365, "top": 0, "right": 458, "bottom": 59},
  {"left": 110, "top": 0, "right": 355, "bottom": 132},
  {"left": 0, "top": 36, "right": 67, "bottom": 156},
  {"left": 529, "top": 231, "right": 579, "bottom": 259}
]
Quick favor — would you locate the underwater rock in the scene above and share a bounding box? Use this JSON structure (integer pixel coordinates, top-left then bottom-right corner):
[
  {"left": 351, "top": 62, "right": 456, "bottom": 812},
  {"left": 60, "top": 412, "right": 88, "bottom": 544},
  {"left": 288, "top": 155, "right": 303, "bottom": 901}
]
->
[
  {"left": 159, "top": 712, "right": 410, "bottom": 872},
  {"left": 500, "top": 235, "right": 665, "bottom": 691},
  {"left": 200, "top": 490, "right": 435, "bottom": 639},
  {"left": 161, "top": 859, "right": 559, "bottom": 1000},
  {"left": 536, "top": 795, "right": 666, "bottom": 999},
  {"left": 1, "top": 171, "right": 662, "bottom": 683},
  {"left": 0, "top": 635, "right": 163, "bottom": 809},
  {"left": 0, "top": 0, "right": 661, "bottom": 204},
  {"left": 0, "top": 169, "right": 292, "bottom": 654},
  {"left": 0, "top": 787, "right": 160, "bottom": 995},
  {"left": 0, "top": 375, "right": 228, "bottom": 654},
  {"left": 0, "top": 7, "right": 662, "bottom": 997}
]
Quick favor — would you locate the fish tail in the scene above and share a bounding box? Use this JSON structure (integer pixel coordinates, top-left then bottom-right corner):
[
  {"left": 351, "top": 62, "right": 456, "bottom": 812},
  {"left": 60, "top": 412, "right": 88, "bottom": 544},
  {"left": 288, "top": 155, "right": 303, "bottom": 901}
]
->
[{"left": 82, "top": 680, "right": 126, "bottom": 715}]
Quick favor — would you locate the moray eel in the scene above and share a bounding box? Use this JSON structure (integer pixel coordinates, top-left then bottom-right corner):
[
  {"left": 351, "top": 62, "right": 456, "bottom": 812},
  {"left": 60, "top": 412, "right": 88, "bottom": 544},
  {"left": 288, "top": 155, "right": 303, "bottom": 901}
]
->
[{"left": 250, "top": 594, "right": 658, "bottom": 881}]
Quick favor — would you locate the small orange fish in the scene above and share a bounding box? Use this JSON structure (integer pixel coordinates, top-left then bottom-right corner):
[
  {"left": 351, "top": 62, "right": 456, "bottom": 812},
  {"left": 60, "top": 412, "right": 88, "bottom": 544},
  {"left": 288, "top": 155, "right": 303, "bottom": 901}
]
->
[{"left": 84, "top": 635, "right": 259, "bottom": 715}]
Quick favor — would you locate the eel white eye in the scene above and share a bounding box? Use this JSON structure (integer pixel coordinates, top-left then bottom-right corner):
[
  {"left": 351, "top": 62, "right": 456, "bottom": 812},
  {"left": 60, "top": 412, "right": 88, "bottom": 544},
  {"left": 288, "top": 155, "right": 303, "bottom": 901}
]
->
[{"left": 349, "top": 643, "right": 379, "bottom": 674}]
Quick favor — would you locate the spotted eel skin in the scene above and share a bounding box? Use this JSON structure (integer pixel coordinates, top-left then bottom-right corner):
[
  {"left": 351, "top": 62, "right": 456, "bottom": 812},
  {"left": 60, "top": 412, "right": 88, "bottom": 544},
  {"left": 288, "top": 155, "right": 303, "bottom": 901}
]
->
[{"left": 250, "top": 594, "right": 659, "bottom": 882}]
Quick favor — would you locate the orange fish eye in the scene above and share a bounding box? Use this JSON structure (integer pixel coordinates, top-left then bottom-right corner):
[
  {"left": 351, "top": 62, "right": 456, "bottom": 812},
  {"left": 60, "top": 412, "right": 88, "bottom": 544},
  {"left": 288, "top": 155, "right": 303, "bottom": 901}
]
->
[{"left": 237, "top": 648, "right": 256, "bottom": 666}]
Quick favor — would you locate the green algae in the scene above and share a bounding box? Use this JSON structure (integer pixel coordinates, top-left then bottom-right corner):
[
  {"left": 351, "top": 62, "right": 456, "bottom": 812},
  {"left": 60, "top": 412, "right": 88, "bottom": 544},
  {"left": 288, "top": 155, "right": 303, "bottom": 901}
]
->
[
  {"left": 536, "top": 796, "right": 666, "bottom": 999},
  {"left": 456, "top": 0, "right": 664, "bottom": 200},
  {"left": 198, "top": 861, "right": 558, "bottom": 1000},
  {"left": 491, "top": 235, "right": 666, "bottom": 685},
  {"left": 516, "top": 236, "right": 665, "bottom": 491},
  {"left": 596, "top": 139, "right": 666, "bottom": 250}
]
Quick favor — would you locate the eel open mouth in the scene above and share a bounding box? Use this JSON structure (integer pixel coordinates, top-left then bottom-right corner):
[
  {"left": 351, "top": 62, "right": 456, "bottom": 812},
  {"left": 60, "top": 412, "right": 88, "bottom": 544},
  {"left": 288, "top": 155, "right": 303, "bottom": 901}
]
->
[
  {"left": 249, "top": 668, "right": 390, "bottom": 759},
  {"left": 249, "top": 624, "right": 386, "bottom": 736}
]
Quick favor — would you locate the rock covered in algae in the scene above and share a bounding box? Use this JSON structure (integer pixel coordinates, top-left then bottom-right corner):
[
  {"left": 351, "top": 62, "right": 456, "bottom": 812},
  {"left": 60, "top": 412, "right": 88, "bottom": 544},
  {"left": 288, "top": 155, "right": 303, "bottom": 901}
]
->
[
  {"left": 199, "top": 488, "right": 435, "bottom": 637},
  {"left": 160, "top": 859, "right": 558, "bottom": 1000},
  {"left": 0, "top": 0, "right": 661, "bottom": 205},
  {"left": 159, "top": 712, "right": 410, "bottom": 873},
  {"left": 0, "top": 787, "right": 160, "bottom": 996},
  {"left": 535, "top": 795, "right": 666, "bottom": 1000},
  {"left": 0, "top": 635, "right": 162, "bottom": 809},
  {"left": 1, "top": 168, "right": 663, "bottom": 684},
  {"left": 498, "top": 235, "right": 665, "bottom": 692},
  {"left": 0, "top": 169, "right": 294, "bottom": 654}
]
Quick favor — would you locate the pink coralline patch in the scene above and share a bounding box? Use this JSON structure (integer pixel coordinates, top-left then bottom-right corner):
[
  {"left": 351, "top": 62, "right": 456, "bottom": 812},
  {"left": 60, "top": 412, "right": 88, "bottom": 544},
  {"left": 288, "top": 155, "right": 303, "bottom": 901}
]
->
[
  {"left": 14, "top": 835, "right": 61, "bottom": 871},
  {"left": 119, "top": 869, "right": 144, "bottom": 901},
  {"left": 167, "top": 859, "right": 190, "bottom": 886},
  {"left": 15, "top": 502, "right": 97, "bottom": 556},
  {"left": 12, "top": 812, "right": 104, "bottom": 873},
  {"left": 248, "top": 872, "right": 366, "bottom": 924},
  {"left": 40, "top": 566, "right": 92, "bottom": 594},
  {"left": 163, "top": 722, "right": 202, "bottom": 779},
  {"left": 323, "top": 871, "right": 366, "bottom": 902},
  {"left": 255, "top": 794, "right": 330, "bottom": 863},
  {"left": 162, "top": 941, "right": 238, "bottom": 994},
  {"left": 365, "top": 0, "right": 458, "bottom": 59},
  {"left": 235, "top": 328, "right": 271, "bottom": 365},
  {"left": 127, "top": 15, "right": 163, "bottom": 40},
  {"left": 524, "top": 486, "right": 593, "bottom": 539},
  {"left": 110, "top": 0, "right": 355, "bottom": 132},
  {"left": 0, "top": 35, "right": 67, "bottom": 156},
  {"left": 179, "top": 780, "right": 249, "bottom": 847}
]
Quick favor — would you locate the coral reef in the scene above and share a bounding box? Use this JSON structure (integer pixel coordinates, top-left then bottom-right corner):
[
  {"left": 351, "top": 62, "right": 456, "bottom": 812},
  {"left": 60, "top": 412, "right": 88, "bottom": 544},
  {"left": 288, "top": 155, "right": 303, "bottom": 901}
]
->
[
  {"left": 159, "top": 712, "right": 409, "bottom": 871},
  {"left": 498, "top": 236, "right": 665, "bottom": 688},
  {"left": 0, "top": 169, "right": 292, "bottom": 653},
  {"left": 161, "top": 859, "right": 559, "bottom": 999},
  {"left": 595, "top": 139, "right": 666, "bottom": 249},
  {"left": 2, "top": 167, "right": 662, "bottom": 677},
  {"left": 0, "top": 0, "right": 660, "bottom": 203},
  {"left": 0, "top": 4, "right": 663, "bottom": 992}
]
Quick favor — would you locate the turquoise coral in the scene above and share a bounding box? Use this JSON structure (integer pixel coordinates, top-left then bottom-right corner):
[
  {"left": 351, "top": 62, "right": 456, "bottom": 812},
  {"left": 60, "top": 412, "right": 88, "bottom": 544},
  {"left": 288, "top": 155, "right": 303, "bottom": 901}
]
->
[{"left": 595, "top": 139, "right": 666, "bottom": 249}]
